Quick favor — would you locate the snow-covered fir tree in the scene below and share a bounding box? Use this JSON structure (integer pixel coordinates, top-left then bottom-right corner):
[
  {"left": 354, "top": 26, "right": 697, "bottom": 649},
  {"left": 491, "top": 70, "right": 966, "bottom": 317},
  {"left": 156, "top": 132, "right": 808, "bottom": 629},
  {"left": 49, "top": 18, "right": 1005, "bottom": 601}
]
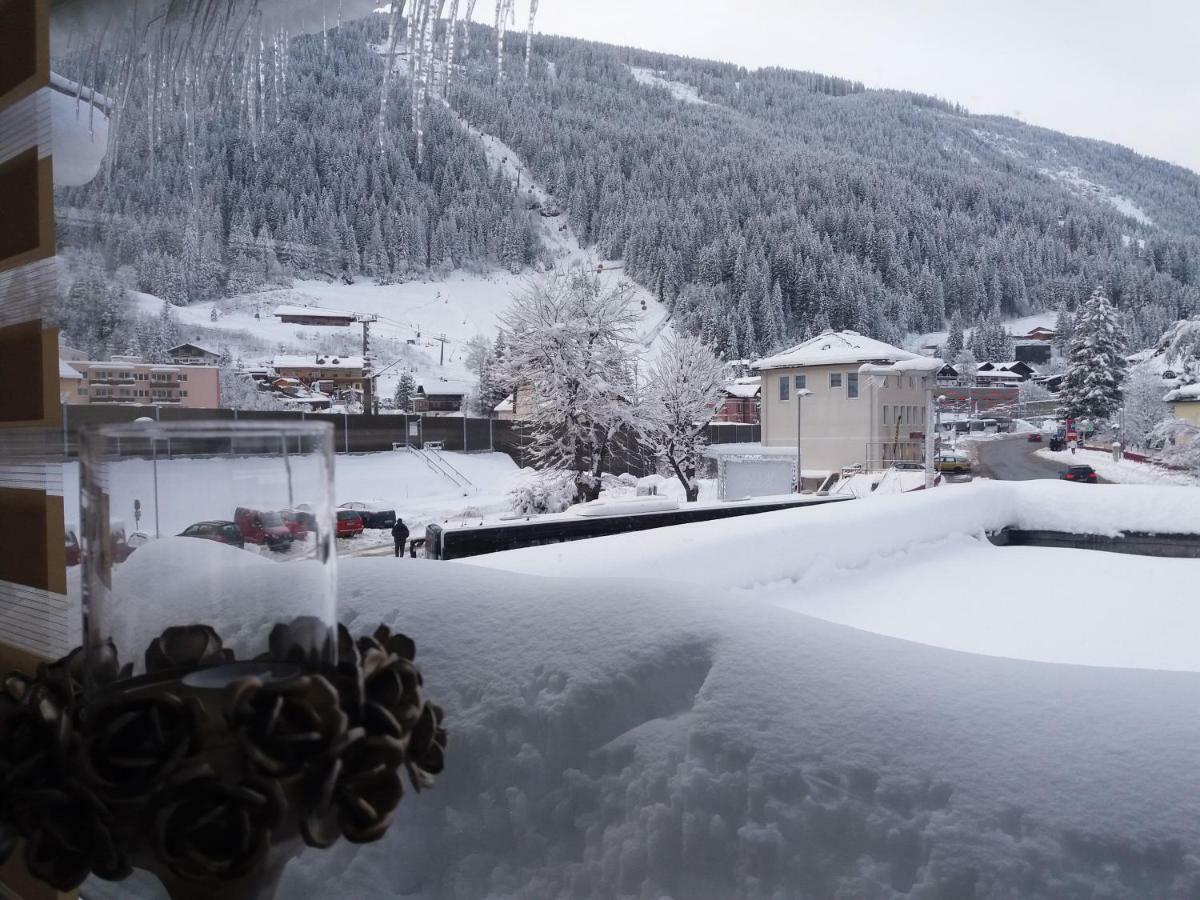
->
[
  {"left": 944, "top": 313, "right": 964, "bottom": 361},
  {"left": 499, "top": 267, "right": 641, "bottom": 503},
  {"left": 645, "top": 334, "right": 726, "bottom": 501},
  {"left": 393, "top": 371, "right": 417, "bottom": 411},
  {"left": 464, "top": 334, "right": 509, "bottom": 416},
  {"left": 1058, "top": 288, "right": 1128, "bottom": 421}
]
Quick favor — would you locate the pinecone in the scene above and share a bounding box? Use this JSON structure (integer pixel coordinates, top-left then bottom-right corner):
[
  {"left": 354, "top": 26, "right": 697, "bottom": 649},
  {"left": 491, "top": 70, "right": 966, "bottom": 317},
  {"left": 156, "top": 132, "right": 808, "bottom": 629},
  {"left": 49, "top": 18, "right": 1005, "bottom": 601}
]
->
[
  {"left": 145, "top": 625, "right": 234, "bottom": 675},
  {"left": 10, "top": 783, "right": 129, "bottom": 890},
  {"left": 298, "top": 727, "right": 405, "bottom": 848},
  {"left": 0, "top": 671, "right": 70, "bottom": 792},
  {"left": 76, "top": 692, "right": 205, "bottom": 805},
  {"left": 404, "top": 702, "right": 447, "bottom": 791},
  {"left": 265, "top": 616, "right": 335, "bottom": 667},
  {"left": 154, "top": 766, "right": 285, "bottom": 882},
  {"left": 229, "top": 674, "right": 347, "bottom": 780}
]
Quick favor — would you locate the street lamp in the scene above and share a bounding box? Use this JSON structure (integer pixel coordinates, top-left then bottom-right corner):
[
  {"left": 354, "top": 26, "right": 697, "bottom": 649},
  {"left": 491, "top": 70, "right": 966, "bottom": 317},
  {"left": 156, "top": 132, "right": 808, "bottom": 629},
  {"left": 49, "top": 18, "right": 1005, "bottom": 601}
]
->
[
  {"left": 133, "top": 417, "right": 159, "bottom": 538},
  {"left": 795, "top": 387, "right": 812, "bottom": 492}
]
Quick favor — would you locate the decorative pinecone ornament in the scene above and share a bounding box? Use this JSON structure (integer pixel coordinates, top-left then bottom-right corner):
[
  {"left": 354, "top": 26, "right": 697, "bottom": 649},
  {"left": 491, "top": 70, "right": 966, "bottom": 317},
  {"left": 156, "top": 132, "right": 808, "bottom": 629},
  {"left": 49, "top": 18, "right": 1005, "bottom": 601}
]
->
[
  {"left": 10, "top": 783, "right": 130, "bottom": 890},
  {"left": 153, "top": 766, "right": 285, "bottom": 882},
  {"left": 265, "top": 616, "right": 335, "bottom": 667},
  {"left": 0, "top": 672, "right": 70, "bottom": 792},
  {"left": 405, "top": 703, "right": 447, "bottom": 791},
  {"left": 145, "top": 625, "right": 234, "bottom": 675},
  {"left": 229, "top": 674, "right": 348, "bottom": 780},
  {"left": 33, "top": 641, "right": 126, "bottom": 708},
  {"left": 299, "top": 727, "right": 405, "bottom": 848},
  {"left": 77, "top": 692, "right": 205, "bottom": 805}
]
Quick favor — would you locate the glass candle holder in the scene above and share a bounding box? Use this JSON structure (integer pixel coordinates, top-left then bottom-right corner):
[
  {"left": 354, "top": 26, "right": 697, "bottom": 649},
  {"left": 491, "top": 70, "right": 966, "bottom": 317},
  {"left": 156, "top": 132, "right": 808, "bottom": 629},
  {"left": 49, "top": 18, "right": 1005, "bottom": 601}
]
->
[{"left": 78, "top": 420, "right": 337, "bottom": 695}]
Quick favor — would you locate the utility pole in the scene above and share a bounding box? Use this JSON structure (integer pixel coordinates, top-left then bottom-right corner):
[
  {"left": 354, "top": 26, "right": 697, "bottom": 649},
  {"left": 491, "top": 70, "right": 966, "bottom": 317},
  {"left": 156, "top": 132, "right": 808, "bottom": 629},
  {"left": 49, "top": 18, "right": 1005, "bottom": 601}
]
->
[
  {"left": 436, "top": 332, "right": 449, "bottom": 366},
  {"left": 358, "top": 314, "right": 380, "bottom": 414},
  {"left": 795, "top": 387, "right": 811, "bottom": 492},
  {"left": 925, "top": 383, "right": 937, "bottom": 489}
]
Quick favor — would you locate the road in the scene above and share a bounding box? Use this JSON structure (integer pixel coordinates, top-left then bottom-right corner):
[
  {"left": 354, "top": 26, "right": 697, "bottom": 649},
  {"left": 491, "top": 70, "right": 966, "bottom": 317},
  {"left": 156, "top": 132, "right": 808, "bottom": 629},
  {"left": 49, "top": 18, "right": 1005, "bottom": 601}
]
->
[{"left": 972, "top": 435, "right": 1106, "bottom": 482}]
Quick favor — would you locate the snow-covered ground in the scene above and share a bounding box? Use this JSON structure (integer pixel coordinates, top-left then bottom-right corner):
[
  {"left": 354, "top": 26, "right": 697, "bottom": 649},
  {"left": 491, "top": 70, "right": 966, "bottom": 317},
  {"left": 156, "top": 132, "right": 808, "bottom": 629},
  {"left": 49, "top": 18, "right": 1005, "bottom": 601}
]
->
[
  {"left": 628, "top": 66, "right": 712, "bottom": 106},
  {"left": 1036, "top": 446, "right": 1200, "bottom": 486},
  {"left": 1039, "top": 165, "right": 1155, "bottom": 225},
  {"left": 85, "top": 478, "right": 1200, "bottom": 898}
]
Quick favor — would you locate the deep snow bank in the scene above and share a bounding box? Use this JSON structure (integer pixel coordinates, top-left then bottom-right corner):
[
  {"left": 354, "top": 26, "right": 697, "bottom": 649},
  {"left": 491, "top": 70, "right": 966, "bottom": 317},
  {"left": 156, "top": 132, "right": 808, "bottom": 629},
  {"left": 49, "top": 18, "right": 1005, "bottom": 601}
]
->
[{"left": 465, "top": 480, "right": 1200, "bottom": 588}]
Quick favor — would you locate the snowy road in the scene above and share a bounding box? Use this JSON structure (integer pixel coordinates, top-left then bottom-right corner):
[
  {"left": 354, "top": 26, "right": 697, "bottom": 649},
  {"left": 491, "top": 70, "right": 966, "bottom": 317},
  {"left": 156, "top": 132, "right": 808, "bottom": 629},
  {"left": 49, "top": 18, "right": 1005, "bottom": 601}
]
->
[{"left": 973, "top": 434, "right": 1106, "bottom": 481}]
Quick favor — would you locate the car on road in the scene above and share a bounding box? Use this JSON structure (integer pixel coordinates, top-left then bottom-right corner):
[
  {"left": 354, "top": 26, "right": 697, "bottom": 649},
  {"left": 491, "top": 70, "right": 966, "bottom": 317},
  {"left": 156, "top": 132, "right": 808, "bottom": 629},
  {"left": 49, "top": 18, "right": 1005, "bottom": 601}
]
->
[
  {"left": 336, "top": 509, "right": 365, "bottom": 538},
  {"left": 1059, "top": 465, "right": 1098, "bottom": 484},
  {"left": 338, "top": 501, "right": 396, "bottom": 530},
  {"left": 935, "top": 452, "right": 972, "bottom": 475},
  {"left": 1026, "top": 432, "right": 1043, "bottom": 443},
  {"left": 179, "top": 521, "right": 245, "bottom": 548},
  {"left": 234, "top": 507, "right": 295, "bottom": 551}
]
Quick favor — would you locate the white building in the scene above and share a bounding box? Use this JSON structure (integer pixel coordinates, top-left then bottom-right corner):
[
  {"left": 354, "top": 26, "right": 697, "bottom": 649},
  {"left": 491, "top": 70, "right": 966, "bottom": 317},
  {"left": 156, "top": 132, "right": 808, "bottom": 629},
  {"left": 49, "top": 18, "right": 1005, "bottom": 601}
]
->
[{"left": 754, "top": 331, "right": 941, "bottom": 474}]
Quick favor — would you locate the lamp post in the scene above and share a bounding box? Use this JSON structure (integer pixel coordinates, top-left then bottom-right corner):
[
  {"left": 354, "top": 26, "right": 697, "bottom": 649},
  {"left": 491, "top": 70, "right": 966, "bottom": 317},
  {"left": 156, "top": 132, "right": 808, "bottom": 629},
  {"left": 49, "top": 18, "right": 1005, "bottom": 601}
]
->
[
  {"left": 134, "top": 417, "right": 159, "bottom": 538},
  {"left": 795, "top": 387, "right": 812, "bottom": 492}
]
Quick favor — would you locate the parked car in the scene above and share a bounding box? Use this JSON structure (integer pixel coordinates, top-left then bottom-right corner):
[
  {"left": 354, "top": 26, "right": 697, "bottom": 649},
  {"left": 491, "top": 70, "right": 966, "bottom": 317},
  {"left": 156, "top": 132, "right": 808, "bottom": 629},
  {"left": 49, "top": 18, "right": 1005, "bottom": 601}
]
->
[
  {"left": 336, "top": 509, "right": 365, "bottom": 538},
  {"left": 1027, "top": 432, "right": 1043, "bottom": 443},
  {"left": 178, "top": 521, "right": 245, "bottom": 549},
  {"left": 280, "top": 509, "right": 315, "bottom": 540},
  {"left": 110, "top": 523, "right": 135, "bottom": 563},
  {"left": 64, "top": 528, "right": 80, "bottom": 567},
  {"left": 934, "top": 452, "right": 972, "bottom": 475},
  {"left": 1059, "top": 465, "right": 1098, "bottom": 484},
  {"left": 234, "top": 507, "right": 295, "bottom": 551},
  {"left": 338, "top": 501, "right": 396, "bottom": 529}
]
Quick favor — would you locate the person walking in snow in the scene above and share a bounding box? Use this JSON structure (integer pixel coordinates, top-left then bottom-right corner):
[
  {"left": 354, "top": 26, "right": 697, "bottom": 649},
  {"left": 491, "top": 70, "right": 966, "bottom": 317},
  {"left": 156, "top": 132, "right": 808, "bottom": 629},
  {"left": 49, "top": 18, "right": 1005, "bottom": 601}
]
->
[
  {"left": 392, "top": 518, "right": 410, "bottom": 558},
  {"left": 1069, "top": 438, "right": 1078, "bottom": 455}
]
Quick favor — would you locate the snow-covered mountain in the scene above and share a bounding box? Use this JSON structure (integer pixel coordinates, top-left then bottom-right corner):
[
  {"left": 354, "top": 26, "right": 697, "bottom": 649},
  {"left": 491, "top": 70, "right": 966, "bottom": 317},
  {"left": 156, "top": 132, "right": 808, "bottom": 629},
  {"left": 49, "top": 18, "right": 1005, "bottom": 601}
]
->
[{"left": 51, "top": 10, "right": 1200, "bottom": 376}]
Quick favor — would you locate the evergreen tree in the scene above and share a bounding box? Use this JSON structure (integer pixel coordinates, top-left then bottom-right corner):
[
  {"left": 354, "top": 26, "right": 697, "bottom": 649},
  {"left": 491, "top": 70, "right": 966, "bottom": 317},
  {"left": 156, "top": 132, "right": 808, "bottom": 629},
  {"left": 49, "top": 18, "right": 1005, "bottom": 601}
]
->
[
  {"left": 945, "top": 312, "right": 964, "bottom": 360},
  {"left": 1058, "top": 288, "right": 1128, "bottom": 421},
  {"left": 393, "top": 371, "right": 417, "bottom": 411}
]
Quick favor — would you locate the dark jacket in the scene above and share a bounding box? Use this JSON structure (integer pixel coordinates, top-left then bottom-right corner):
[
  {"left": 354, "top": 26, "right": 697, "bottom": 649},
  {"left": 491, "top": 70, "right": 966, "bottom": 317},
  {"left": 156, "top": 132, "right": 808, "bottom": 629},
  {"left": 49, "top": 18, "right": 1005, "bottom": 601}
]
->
[{"left": 391, "top": 521, "right": 410, "bottom": 543}]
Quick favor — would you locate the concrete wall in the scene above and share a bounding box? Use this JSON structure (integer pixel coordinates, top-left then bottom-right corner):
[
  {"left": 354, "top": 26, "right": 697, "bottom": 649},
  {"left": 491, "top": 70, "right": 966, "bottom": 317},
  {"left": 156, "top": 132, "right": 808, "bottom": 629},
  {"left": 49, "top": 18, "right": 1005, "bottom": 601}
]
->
[{"left": 1172, "top": 401, "right": 1200, "bottom": 426}]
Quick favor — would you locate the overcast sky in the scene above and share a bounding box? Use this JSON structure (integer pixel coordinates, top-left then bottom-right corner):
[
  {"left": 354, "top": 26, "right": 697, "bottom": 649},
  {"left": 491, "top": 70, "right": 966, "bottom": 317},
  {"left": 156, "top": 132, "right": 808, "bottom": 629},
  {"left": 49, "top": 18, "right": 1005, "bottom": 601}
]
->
[{"left": 529, "top": 0, "right": 1200, "bottom": 174}]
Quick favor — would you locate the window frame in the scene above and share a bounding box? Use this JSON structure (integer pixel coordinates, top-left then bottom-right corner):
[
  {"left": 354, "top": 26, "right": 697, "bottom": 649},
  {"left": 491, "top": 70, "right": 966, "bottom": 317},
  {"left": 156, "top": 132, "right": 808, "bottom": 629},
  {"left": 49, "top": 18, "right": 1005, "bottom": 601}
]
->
[
  {"left": 829, "top": 372, "right": 842, "bottom": 389},
  {"left": 847, "top": 372, "right": 859, "bottom": 399},
  {"left": 778, "top": 375, "right": 790, "bottom": 402}
]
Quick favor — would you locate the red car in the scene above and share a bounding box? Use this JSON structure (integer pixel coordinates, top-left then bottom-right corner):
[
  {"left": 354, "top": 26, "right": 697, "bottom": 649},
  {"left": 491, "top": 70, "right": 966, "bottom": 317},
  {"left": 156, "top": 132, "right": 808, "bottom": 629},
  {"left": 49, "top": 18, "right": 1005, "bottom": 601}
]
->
[
  {"left": 336, "top": 509, "right": 364, "bottom": 538},
  {"left": 1026, "top": 432, "right": 1043, "bottom": 442},
  {"left": 280, "top": 510, "right": 315, "bottom": 540},
  {"left": 235, "top": 507, "right": 295, "bottom": 551}
]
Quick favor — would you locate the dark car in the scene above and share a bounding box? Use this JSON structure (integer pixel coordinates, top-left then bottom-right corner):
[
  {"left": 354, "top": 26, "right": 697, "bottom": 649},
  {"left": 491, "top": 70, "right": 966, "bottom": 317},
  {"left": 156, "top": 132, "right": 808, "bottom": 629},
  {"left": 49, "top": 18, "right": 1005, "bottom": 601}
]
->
[
  {"left": 234, "top": 507, "right": 295, "bottom": 551},
  {"left": 1027, "top": 432, "right": 1043, "bottom": 442},
  {"left": 1048, "top": 437, "right": 1066, "bottom": 452},
  {"left": 338, "top": 501, "right": 396, "bottom": 530},
  {"left": 1059, "top": 465, "right": 1098, "bottom": 484},
  {"left": 179, "top": 521, "right": 245, "bottom": 548},
  {"left": 336, "top": 509, "right": 365, "bottom": 538}
]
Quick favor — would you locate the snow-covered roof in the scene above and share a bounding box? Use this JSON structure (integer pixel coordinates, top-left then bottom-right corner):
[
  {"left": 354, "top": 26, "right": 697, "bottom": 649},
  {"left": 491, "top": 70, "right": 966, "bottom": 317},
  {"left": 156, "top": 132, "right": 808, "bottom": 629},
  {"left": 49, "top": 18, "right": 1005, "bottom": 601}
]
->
[
  {"left": 59, "top": 360, "right": 83, "bottom": 379},
  {"left": 975, "top": 370, "right": 1022, "bottom": 381},
  {"left": 1164, "top": 384, "right": 1200, "bottom": 403},
  {"left": 167, "top": 341, "right": 220, "bottom": 356},
  {"left": 273, "top": 304, "right": 357, "bottom": 322},
  {"left": 272, "top": 355, "right": 365, "bottom": 370},
  {"left": 724, "top": 377, "right": 761, "bottom": 399},
  {"left": 859, "top": 357, "right": 944, "bottom": 376},
  {"left": 419, "top": 379, "right": 471, "bottom": 396},
  {"left": 754, "top": 331, "right": 917, "bottom": 369},
  {"left": 149, "top": 365, "right": 180, "bottom": 373}
]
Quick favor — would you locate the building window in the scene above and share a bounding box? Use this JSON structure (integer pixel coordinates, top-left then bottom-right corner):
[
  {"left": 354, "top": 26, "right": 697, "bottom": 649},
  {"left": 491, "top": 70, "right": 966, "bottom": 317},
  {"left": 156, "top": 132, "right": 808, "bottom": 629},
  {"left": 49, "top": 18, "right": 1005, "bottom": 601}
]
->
[
  {"left": 778, "top": 376, "right": 790, "bottom": 401},
  {"left": 180, "top": 391, "right": 188, "bottom": 398},
  {"left": 794, "top": 374, "right": 806, "bottom": 390},
  {"left": 78, "top": 386, "right": 87, "bottom": 394},
  {"left": 909, "top": 376, "right": 915, "bottom": 390},
  {"left": 180, "top": 373, "right": 188, "bottom": 381},
  {"left": 847, "top": 373, "right": 859, "bottom": 399},
  {"left": 882, "top": 405, "right": 889, "bottom": 423},
  {"left": 829, "top": 373, "right": 842, "bottom": 388}
]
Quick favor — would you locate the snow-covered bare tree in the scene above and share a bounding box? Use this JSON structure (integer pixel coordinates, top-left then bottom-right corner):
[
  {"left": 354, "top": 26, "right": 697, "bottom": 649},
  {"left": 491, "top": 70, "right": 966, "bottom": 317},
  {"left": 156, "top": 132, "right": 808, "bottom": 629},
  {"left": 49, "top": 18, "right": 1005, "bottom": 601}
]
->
[
  {"left": 1163, "top": 316, "right": 1200, "bottom": 383},
  {"left": 441, "top": 0, "right": 461, "bottom": 97},
  {"left": 378, "top": 0, "right": 407, "bottom": 152},
  {"left": 220, "top": 367, "right": 287, "bottom": 410},
  {"left": 499, "top": 267, "right": 642, "bottom": 502},
  {"left": 1058, "top": 288, "right": 1128, "bottom": 422},
  {"left": 1122, "top": 364, "right": 1170, "bottom": 448},
  {"left": 494, "top": 0, "right": 515, "bottom": 83},
  {"left": 645, "top": 334, "right": 726, "bottom": 501}
]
